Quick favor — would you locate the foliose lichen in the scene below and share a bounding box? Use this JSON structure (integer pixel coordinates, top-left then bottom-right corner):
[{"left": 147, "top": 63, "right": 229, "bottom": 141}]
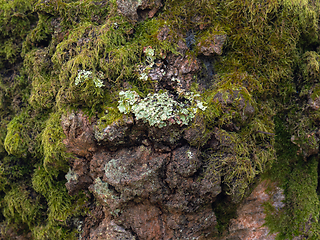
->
[
  {"left": 75, "top": 70, "right": 105, "bottom": 88},
  {"left": 118, "top": 90, "right": 207, "bottom": 128},
  {"left": 139, "top": 46, "right": 156, "bottom": 82}
]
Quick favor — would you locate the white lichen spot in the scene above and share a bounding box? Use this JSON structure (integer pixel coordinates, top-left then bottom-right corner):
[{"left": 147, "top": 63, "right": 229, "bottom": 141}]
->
[
  {"left": 143, "top": 46, "right": 155, "bottom": 66},
  {"left": 65, "top": 168, "right": 78, "bottom": 182},
  {"left": 139, "top": 72, "right": 149, "bottom": 81},
  {"left": 75, "top": 70, "right": 104, "bottom": 88},
  {"left": 187, "top": 150, "right": 193, "bottom": 159}
]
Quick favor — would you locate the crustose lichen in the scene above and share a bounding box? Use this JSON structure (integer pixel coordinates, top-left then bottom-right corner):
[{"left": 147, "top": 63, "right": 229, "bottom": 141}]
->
[{"left": 117, "top": 90, "right": 207, "bottom": 128}]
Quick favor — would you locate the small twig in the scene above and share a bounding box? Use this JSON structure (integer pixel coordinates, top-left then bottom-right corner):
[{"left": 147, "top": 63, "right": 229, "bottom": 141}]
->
[{"left": 256, "top": 130, "right": 275, "bottom": 136}]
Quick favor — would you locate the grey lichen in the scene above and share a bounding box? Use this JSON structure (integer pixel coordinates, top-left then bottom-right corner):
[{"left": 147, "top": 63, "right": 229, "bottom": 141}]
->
[
  {"left": 65, "top": 168, "right": 78, "bottom": 182},
  {"left": 117, "top": 90, "right": 207, "bottom": 128},
  {"left": 90, "top": 177, "right": 122, "bottom": 214},
  {"left": 75, "top": 70, "right": 104, "bottom": 88},
  {"left": 138, "top": 46, "right": 156, "bottom": 82}
]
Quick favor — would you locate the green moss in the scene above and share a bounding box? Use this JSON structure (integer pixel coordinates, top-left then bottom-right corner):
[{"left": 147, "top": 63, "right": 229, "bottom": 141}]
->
[
  {"left": 302, "top": 51, "right": 320, "bottom": 85},
  {"left": 195, "top": 27, "right": 226, "bottom": 54},
  {"left": 0, "top": 121, "right": 7, "bottom": 155},
  {"left": 41, "top": 111, "right": 70, "bottom": 174},
  {"left": 134, "top": 18, "right": 179, "bottom": 55},
  {"left": 31, "top": 165, "right": 88, "bottom": 240},
  {"left": 0, "top": 73, "right": 30, "bottom": 115},
  {"left": 31, "top": 111, "right": 89, "bottom": 239},
  {"left": 22, "top": 13, "right": 53, "bottom": 56},
  {"left": 264, "top": 116, "right": 320, "bottom": 239},
  {"left": 0, "top": 155, "right": 34, "bottom": 191},
  {"left": 212, "top": 196, "right": 238, "bottom": 234},
  {"left": 203, "top": 87, "right": 275, "bottom": 201},
  {"left": 162, "top": 0, "right": 220, "bottom": 34},
  {"left": 0, "top": 0, "right": 37, "bottom": 67},
  {"left": 32, "top": 223, "right": 77, "bottom": 240},
  {"left": 50, "top": 19, "right": 134, "bottom": 112},
  {"left": 1, "top": 185, "right": 41, "bottom": 230},
  {"left": 96, "top": 106, "right": 123, "bottom": 131},
  {"left": 1, "top": 0, "right": 320, "bottom": 237},
  {"left": 4, "top": 108, "right": 44, "bottom": 159},
  {"left": 3, "top": 120, "right": 25, "bottom": 157},
  {"left": 34, "top": 0, "right": 111, "bottom": 30},
  {"left": 311, "top": 84, "right": 320, "bottom": 100},
  {"left": 32, "top": 165, "right": 80, "bottom": 225},
  {"left": 22, "top": 49, "right": 58, "bottom": 111},
  {"left": 4, "top": 110, "right": 37, "bottom": 157},
  {"left": 0, "top": 162, "right": 9, "bottom": 191}
]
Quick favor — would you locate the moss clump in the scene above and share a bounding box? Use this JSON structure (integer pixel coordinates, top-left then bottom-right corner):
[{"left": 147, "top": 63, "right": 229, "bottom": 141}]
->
[
  {"left": 206, "top": 122, "right": 275, "bottom": 203},
  {"left": 310, "top": 84, "right": 320, "bottom": 101},
  {"left": 97, "top": 106, "right": 123, "bottom": 128},
  {"left": 4, "top": 109, "right": 43, "bottom": 158},
  {"left": 0, "top": 155, "right": 33, "bottom": 191},
  {"left": 23, "top": 48, "right": 58, "bottom": 111},
  {"left": 31, "top": 164, "right": 88, "bottom": 240},
  {"left": 264, "top": 116, "right": 320, "bottom": 239},
  {"left": 3, "top": 115, "right": 27, "bottom": 157},
  {"left": 41, "top": 112, "right": 71, "bottom": 174},
  {"left": 1, "top": 186, "right": 41, "bottom": 230},
  {"left": 302, "top": 51, "right": 320, "bottom": 85},
  {"left": 0, "top": 0, "right": 37, "bottom": 67}
]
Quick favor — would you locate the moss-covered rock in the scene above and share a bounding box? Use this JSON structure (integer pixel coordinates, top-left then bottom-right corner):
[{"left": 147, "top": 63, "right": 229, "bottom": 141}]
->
[{"left": 1, "top": 0, "right": 320, "bottom": 238}]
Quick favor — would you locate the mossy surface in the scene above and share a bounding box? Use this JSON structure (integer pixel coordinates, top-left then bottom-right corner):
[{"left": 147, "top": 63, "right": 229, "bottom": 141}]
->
[
  {"left": 0, "top": 0, "right": 320, "bottom": 238},
  {"left": 264, "top": 116, "right": 320, "bottom": 239},
  {"left": 0, "top": 0, "right": 37, "bottom": 67}
]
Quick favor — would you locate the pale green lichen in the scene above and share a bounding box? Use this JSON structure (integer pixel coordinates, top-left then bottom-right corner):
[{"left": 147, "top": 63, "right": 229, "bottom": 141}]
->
[
  {"left": 75, "top": 70, "right": 104, "bottom": 88},
  {"left": 138, "top": 46, "right": 156, "bottom": 82},
  {"left": 117, "top": 90, "right": 140, "bottom": 114},
  {"left": 187, "top": 149, "right": 193, "bottom": 159},
  {"left": 139, "top": 71, "right": 149, "bottom": 82},
  {"left": 65, "top": 168, "right": 78, "bottom": 182},
  {"left": 118, "top": 90, "right": 207, "bottom": 128},
  {"left": 143, "top": 46, "right": 155, "bottom": 66}
]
